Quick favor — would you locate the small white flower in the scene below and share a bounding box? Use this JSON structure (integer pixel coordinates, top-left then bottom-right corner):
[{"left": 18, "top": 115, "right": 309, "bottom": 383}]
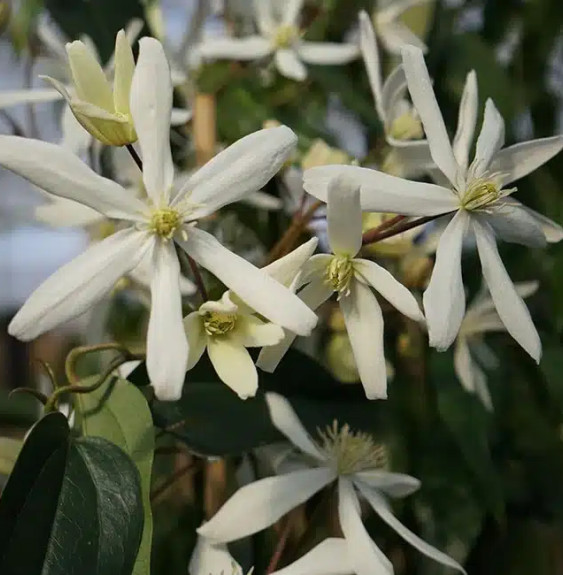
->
[
  {"left": 359, "top": 11, "right": 432, "bottom": 177},
  {"left": 198, "top": 0, "right": 359, "bottom": 82},
  {"left": 198, "top": 393, "right": 465, "bottom": 575},
  {"left": 189, "top": 535, "right": 248, "bottom": 575},
  {"left": 455, "top": 281, "right": 539, "bottom": 410},
  {"left": 304, "top": 46, "right": 563, "bottom": 362},
  {"left": 0, "top": 38, "right": 317, "bottom": 401},
  {"left": 374, "top": 0, "right": 431, "bottom": 55},
  {"left": 258, "top": 178, "right": 424, "bottom": 399}
]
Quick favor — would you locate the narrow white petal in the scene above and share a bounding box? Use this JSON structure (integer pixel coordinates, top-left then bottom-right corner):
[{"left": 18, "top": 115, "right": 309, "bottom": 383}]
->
[
  {"left": 382, "top": 66, "right": 408, "bottom": 124},
  {"left": 197, "top": 467, "right": 335, "bottom": 542},
  {"left": 262, "top": 237, "right": 318, "bottom": 287},
  {"left": 179, "top": 227, "right": 318, "bottom": 335},
  {"left": 490, "top": 135, "right": 563, "bottom": 187},
  {"left": 271, "top": 539, "right": 353, "bottom": 575},
  {"left": 9, "top": 229, "right": 149, "bottom": 341},
  {"left": 189, "top": 537, "right": 243, "bottom": 575},
  {"left": 254, "top": 0, "right": 275, "bottom": 35},
  {"left": 265, "top": 392, "right": 326, "bottom": 460},
  {"left": 199, "top": 36, "right": 272, "bottom": 60},
  {"left": 472, "top": 99, "right": 505, "bottom": 177},
  {"left": 423, "top": 210, "right": 468, "bottom": 350},
  {"left": 473, "top": 219, "right": 541, "bottom": 362},
  {"left": 241, "top": 190, "right": 283, "bottom": 211},
  {"left": 357, "top": 484, "right": 466, "bottom": 573},
  {"left": 453, "top": 71, "right": 478, "bottom": 174},
  {"left": 340, "top": 281, "right": 387, "bottom": 399},
  {"left": 520, "top": 204, "right": 563, "bottom": 243},
  {"left": 0, "top": 136, "right": 144, "bottom": 220},
  {"left": 185, "top": 126, "right": 297, "bottom": 214},
  {"left": 304, "top": 165, "right": 457, "bottom": 216},
  {"left": 283, "top": 0, "right": 305, "bottom": 26},
  {"left": 35, "top": 197, "right": 103, "bottom": 228},
  {"left": 354, "top": 259, "right": 424, "bottom": 322},
  {"left": 353, "top": 471, "right": 421, "bottom": 498},
  {"left": 297, "top": 42, "right": 359, "bottom": 66},
  {"left": 359, "top": 11, "right": 385, "bottom": 120},
  {"left": 338, "top": 479, "right": 393, "bottom": 575},
  {"left": 170, "top": 107, "right": 192, "bottom": 126},
  {"left": 147, "top": 241, "right": 189, "bottom": 401},
  {"left": 256, "top": 278, "right": 333, "bottom": 372},
  {"left": 276, "top": 49, "right": 307, "bottom": 82},
  {"left": 235, "top": 316, "right": 284, "bottom": 347},
  {"left": 401, "top": 45, "right": 459, "bottom": 186},
  {"left": 327, "top": 178, "right": 363, "bottom": 257},
  {"left": 480, "top": 204, "right": 546, "bottom": 248},
  {"left": 184, "top": 312, "right": 207, "bottom": 370},
  {"left": 296, "top": 254, "right": 332, "bottom": 288},
  {"left": 113, "top": 30, "right": 135, "bottom": 115},
  {"left": 454, "top": 338, "right": 478, "bottom": 393},
  {"left": 130, "top": 38, "right": 174, "bottom": 202},
  {"left": 0, "top": 89, "right": 63, "bottom": 109},
  {"left": 380, "top": 22, "right": 428, "bottom": 54}
]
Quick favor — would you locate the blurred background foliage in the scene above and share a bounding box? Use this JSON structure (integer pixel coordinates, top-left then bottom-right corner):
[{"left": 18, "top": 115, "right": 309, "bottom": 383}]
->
[{"left": 1, "top": 0, "right": 563, "bottom": 574}]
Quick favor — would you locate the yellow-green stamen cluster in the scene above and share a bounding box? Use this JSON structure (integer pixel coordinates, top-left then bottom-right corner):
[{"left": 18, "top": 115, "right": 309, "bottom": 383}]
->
[
  {"left": 318, "top": 421, "right": 388, "bottom": 475},
  {"left": 203, "top": 312, "right": 238, "bottom": 337},
  {"left": 272, "top": 25, "right": 299, "bottom": 48},
  {"left": 388, "top": 110, "right": 424, "bottom": 141},
  {"left": 327, "top": 255, "right": 354, "bottom": 298},
  {"left": 149, "top": 207, "right": 181, "bottom": 239},
  {"left": 461, "top": 178, "right": 502, "bottom": 212}
]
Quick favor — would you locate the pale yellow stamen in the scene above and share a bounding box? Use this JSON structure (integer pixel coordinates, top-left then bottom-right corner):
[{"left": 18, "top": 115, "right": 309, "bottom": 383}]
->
[
  {"left": 203, "top": 312, "right": 238, "bottom": 336},
  {"left": 318, "top": 421, "right": 388, "bottom": 475},
  {"left": 327, "top": 255, "right": 354, "bottom": 298},
  {"left": 461, "top": 178, "right": 502, "bottom": 212},
  {"left": 388, "top": 110, "right": 424, "bottom": 141},
  {"left": 149, "top": 207, "right": 181, "bottom": 239},
  {"left": 272, "top": 25, "right": 299, "bottom": 49}
]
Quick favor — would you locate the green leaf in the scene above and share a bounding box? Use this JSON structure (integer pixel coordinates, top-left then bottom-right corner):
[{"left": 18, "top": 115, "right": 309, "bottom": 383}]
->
[
  {"left": 0, "top": 438, "right": 22, "bottom": 477},
  {"left": 0, "top": 412, "right": 144, "bottom": 575},
  {"left": 75, "top": 377, "right": 155, "bottom": 575}
]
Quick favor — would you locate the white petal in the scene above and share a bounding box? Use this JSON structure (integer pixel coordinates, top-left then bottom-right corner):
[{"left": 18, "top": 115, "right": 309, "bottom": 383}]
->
[
  {"left": 265, "top": 392, "right": 325, "bottom": 460},
  {"left": 454, "top": 338, "right": 492, "bottom": 410},
  {"left": 382, "top": 66, "right": 408, "bottom": 124},
  {"left": 297, "top": 42, "right": 359, "bottom": 66},
  {"left": 170, "top": 107, "right": 192, "bottom": 126},
  {"left": 472, "top": 219, "right": 541, "bottom": 362},
  {"left": 199, "top": 36, "right": 272, "bottom": 60},
  {"left": 472, "top": 99, "right": 505, "bottom": 177},
  {"left": 357, "top": 484, "right": 466, "bottom": 573},
  {"left": 327, "top": 177, "right": 363, "bottom": 257},
  {"left": 256, "top": 278, "right": 333, "bottom": 372},
  {"left": 296, "top": 254, "right": 332, "bottom": 288},
  {"left": 0, "top": 136, "right": 144, "bottom": 220},
  {"left": 480, "top": 203, "right": 546, "bottom": 248},
  {"left": 378, "top": 0, "right": 433, "bottom": 20},
  {"left": 35, "top": 197, "right": 103, "bottom": 228},
  {"left": 241, "top": 190, "right": 283, "bottom": 211},
  {"left": 275, "top": 49, "right": 307, "bottom": 82},
  {"left": 520, "top": 205, "right": 563, "bottom": 243},
  {"left": 184, "top": 312, "right": 208, "bottom": 370},
  {"left": 283, "top": 0, "right": 305, "bottom": 26},
  {"left": 147, "top": 241, "right": 189, "bottom": 401},
  {"left": 453, "top": 71, "right": 478, "bottom": 175},
  {"left": 379, "top": 21, "right": 428, "bottom": 54},
  {"left": 60, "top": 105, "right": 92, "bottom": 155},
  {"left": 338, "top": 479, "right": 393, "bottom": 575},
  {"left": 401, "top": 45, "right": 459, "bottom": 186},
  {"left": 490, "top": 135, "right": 563, "bottom": 187},
  {"left": 113, "top": 29, "right": 135, "bottom": 115},
  {"left": 353, "top": 259, "right": 424, "bottom": 322},
  {"left": 197, "top": 467, "right": 335, "bottom": 543},
  {"left": 184, "top": 126, "right": 297, "bottom": 214},
  {"left": 9, "top": 229, "right": 149, "bottom": 341},
  {"left": 189, "top": 537, "right": 243, "bottom": 575},
  {"left": 208, "top": 338, "right": 258, "bottom": 399},
  {"left": 262, "top": 237, "right": 319, "bottom": 287},
  {"left": 271, "top": 539, "right": 353, "bottom": 575},
  {"left": 254, "top": 0, "right": 275, "bottom": 35},
  {"left": 340, "top": 281, "right": 387, "bottom": 399},
  {"left": 130, "top": 37, "right": 174, "bottom": 203},
  {"left": 304, "top": 165, "right": 457, "bottom": 216},
  {"left": 359, "top": 11, "right": 385, "bottom": 120},
  {"left": 423, "top": 210, "right": 468, "bottom": 350},
  {"left": 353, "top": 471, "right": 421, "bottom": 498},
  {"left": 0, "top": 89, "right": 63, "bottom": 109},
  {"left": 235, "top": 316, "right": 284, "bottom": 347},
  {"left": 179, "top": 227, "right": 318, "bottom": 335}
]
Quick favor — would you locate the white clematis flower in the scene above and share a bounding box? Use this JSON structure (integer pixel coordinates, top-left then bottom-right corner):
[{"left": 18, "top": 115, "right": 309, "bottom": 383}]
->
[
  {"left": 455, "top": 281, "right": 539, "bottom": 411},
  {"left": 359, "top": 11, "right": 432, "bottom": 177},
  {"left": 198, "top": 393, "right": 465, "bottom": 575},
  {"left": 374, "top": 0, "right": 431, "bottom": 55},
  {"left": 0, "top": 38, "right": 317, "bottom": 401},
  {"left": 304, "top": 46, "right": 563, "bottom": 362},
  {"left": 189, "top": 535, "right": 248, "bottom": 575},
  {"left": 258, "top": 178, "right": 424, "bottom": 399},
  {"left": 198, "top": 0, "right": 359, "bottom": 82}
]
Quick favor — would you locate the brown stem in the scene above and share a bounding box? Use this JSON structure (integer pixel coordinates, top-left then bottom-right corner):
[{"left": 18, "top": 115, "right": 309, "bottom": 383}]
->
[
  {"left": 267, "top": 514, "right": 295, "bottom": 574},
  {"left": 193, "top": 92, "right": 217, "bottom": 166},
  {"left": 150, "top": 460, "right": 201, "bottom": 504},
  {"left": 126, "top": 144, "right": 143, "bottom": 171},
  {"left": 187, "top": 255, "right": 208, "bottom": 302}
]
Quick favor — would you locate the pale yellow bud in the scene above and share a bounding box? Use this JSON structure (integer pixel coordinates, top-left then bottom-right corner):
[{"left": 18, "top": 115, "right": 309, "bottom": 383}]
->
[{"left": 301, "top": 139, "right": 351, "bottom": 170}]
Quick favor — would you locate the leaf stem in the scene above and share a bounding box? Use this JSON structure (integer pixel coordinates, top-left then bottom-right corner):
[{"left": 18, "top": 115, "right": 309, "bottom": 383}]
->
[
  {"left": 266, "top": 513, "right": 295, "bottom": 574},
  {"left": 126, "top": 144, "right": 143, "bottom": 171}
]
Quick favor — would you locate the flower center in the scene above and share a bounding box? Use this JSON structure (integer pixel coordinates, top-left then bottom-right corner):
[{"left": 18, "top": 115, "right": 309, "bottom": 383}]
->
[
  {"left": 272, "top": 25, "right": 299, "bottom": 49},
  {"left": 388, "top": 110, "right": 424, "bottom": 141},
  {"left": 327, "top": 255, "right": 354, "bottom": 298},
  {"left": 149, "top": 207, "right": 181, "bottom": 239},
  {"left": 318, "top": 421, "right": 388, "bottom": 475},
  {"left": 461, "top": 178, "right": 501, "bottom": 211},
  {"left": 203, "top": 312, "right": 238, "bottom": 336}
]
